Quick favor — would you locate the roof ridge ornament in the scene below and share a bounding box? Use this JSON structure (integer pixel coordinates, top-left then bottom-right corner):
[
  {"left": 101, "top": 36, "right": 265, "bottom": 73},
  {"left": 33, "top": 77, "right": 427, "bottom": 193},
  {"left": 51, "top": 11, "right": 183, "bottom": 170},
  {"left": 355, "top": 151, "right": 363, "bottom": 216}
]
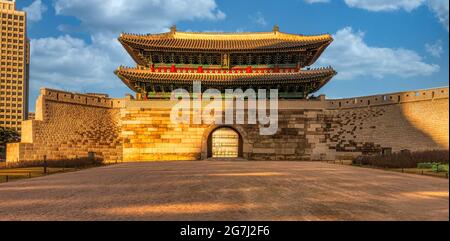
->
[
  {"left": 170, "top": 25, "right": 177, "bottom": 34},
  {"left": 273, "top": 24, "right": 280, "bottom": 33}
]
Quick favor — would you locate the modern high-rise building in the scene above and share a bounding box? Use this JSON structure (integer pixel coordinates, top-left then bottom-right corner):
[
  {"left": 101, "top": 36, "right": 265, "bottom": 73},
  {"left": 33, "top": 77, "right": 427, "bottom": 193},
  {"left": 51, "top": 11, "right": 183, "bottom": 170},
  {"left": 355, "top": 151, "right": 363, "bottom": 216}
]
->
[{"left": 0, "top": 0, "right": 29, "bottom": 132}]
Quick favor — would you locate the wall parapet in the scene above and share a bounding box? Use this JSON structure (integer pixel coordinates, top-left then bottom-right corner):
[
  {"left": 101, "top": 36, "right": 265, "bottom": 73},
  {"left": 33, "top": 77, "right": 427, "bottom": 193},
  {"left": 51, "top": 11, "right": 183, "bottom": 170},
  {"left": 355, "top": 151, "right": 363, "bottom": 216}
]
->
[
  {"left": 40, "top": 88, "right": 127, "bottom": 109},
  {"left": 326, "top": 87, "right": 449, "bottom": 110}
]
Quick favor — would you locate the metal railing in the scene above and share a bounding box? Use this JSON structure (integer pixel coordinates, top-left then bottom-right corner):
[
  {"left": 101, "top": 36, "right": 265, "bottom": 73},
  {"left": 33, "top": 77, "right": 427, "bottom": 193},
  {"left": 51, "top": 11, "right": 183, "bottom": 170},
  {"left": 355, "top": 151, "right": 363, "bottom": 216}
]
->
[{"left": 0, "top": 156, "right": 120, "bottom": 184}]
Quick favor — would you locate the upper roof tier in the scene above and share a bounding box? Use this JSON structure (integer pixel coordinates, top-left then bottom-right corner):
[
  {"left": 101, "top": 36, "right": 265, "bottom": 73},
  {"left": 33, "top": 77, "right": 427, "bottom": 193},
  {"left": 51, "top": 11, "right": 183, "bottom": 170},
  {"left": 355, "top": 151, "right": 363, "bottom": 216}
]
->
[{"left": 118, "top": 26, "right": 333, "bottom": 67}]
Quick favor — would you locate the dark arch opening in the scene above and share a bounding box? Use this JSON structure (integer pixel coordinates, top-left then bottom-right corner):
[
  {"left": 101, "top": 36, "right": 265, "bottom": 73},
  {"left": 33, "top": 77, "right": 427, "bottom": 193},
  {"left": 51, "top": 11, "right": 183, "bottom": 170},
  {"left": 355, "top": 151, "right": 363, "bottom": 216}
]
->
[{"left": 207, "top": 126, "right": 243, "bottom": 158}]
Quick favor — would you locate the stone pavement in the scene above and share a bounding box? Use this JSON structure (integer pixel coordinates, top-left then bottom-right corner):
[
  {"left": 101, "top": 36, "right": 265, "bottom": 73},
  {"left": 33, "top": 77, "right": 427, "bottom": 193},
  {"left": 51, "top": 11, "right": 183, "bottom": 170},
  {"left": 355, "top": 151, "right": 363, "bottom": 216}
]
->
[{"left": 0, "top": 161, "right": 448, "bottom": 221}]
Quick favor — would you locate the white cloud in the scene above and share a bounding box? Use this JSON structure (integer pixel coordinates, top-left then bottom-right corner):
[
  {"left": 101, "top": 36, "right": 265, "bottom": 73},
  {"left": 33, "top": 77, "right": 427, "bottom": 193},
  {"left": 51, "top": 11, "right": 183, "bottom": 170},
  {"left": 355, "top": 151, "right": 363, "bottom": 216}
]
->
[
  {"left": 343, "top": 0, "right": 425, "bottom": 12},
  {"left": 250, "top": 11, "right": 267, "bottom": 26},
  {"left": 29, "top": 35, "right": 124, "bottom": 93},
  {"left": 425, "top": 40, "right": 444, "bottom": 58},
  {"left": 307, "top": 0, "right": 449, "bottom": 31},
  {"left": 427, "top": 0, "right": 449, "bottom": 31},
  {"left": 345, "top": 0, "right": 448, "bottom": 31},
  {"left": 23, "top": 0, "right": 48, "bottom": 22},
  {"left": 54, "top": 0, "right": 226, "bottom": 34},
  {"left": 317, "top": 27, "right": 440, "bottom": 80}
]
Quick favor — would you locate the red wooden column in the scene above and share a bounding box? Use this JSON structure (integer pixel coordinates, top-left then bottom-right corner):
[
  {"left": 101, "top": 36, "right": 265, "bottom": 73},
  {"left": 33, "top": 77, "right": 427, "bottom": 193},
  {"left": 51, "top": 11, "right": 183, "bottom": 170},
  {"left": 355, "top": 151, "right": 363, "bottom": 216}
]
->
[{"left": 274, "top": 66, "right": 280, "bottom": 73}]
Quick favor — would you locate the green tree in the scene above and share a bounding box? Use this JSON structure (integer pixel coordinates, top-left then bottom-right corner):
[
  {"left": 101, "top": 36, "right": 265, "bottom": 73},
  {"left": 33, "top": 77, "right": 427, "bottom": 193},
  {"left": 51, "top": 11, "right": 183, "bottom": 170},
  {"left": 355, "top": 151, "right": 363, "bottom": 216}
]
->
[{"left": 0, "top": 127, "right": 20, "bottom": 159}]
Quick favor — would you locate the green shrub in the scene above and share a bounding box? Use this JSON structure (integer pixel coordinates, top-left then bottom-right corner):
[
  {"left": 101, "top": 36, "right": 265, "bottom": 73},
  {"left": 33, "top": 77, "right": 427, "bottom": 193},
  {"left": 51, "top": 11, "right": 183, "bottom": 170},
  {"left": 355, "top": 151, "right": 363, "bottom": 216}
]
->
[
  {"left": 0, "top": 127, "right": 20, "bottom": 146},
  {"left": 353, "top": 150, "right": 449, "bottom": 169},
  {"left": 432, "top": 164, "right": 449, "bottom": 173},
  {"left": 417, "top": 163, "right": 436, "bottom": 169}
]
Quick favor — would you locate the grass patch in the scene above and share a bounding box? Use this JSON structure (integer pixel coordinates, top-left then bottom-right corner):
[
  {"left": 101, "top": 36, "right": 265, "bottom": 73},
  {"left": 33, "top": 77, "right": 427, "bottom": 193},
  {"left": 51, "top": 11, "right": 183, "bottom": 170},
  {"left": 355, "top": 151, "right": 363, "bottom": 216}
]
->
[{"left": 0, "top": 157, "right": 114, "bottom": 183}]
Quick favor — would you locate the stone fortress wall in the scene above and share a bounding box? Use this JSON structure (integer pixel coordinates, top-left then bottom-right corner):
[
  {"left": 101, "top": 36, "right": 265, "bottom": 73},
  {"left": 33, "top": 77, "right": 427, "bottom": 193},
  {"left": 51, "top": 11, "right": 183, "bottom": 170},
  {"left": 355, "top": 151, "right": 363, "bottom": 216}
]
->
[
  {"left": 7, "top": 88, "right": 125, "bottom": 162},
  {"left": 322, "top": 87, "right": 449, "bottom": 159},
  {"left": 6, "top": 87, "right": 449, "bottom": 162}
]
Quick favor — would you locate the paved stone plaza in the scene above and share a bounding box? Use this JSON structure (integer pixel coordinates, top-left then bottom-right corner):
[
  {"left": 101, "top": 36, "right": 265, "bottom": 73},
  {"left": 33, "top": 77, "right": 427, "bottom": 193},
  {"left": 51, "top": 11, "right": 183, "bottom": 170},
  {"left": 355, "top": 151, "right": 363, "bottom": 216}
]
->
[{"left": 0, "top": 161, "right": 448, "bottom": 221}]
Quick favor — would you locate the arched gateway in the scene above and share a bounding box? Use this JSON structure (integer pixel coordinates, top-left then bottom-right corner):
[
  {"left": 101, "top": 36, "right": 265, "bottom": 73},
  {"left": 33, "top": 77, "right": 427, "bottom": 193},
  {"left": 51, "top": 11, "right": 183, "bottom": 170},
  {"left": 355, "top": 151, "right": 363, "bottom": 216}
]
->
[{"left": 207, "top": 127, "right": 243, "bottom": 158}]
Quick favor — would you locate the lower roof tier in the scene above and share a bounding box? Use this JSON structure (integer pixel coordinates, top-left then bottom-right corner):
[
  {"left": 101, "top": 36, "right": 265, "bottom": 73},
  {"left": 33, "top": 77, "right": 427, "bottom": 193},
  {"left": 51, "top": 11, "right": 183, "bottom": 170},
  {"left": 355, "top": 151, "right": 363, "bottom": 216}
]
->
[{"left": 115, "top": 66, "right": 336, "bottom": 99}]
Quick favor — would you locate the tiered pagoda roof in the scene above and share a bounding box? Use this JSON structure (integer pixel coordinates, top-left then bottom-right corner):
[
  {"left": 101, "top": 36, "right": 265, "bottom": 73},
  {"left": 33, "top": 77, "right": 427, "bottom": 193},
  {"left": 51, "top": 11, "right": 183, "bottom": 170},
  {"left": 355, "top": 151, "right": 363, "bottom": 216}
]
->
[
  {"left": 115, "top": 26, "right": 336, "bottom": 99},
  {"left": 115, "top": 66, "right": 336, "bottom": 92}
]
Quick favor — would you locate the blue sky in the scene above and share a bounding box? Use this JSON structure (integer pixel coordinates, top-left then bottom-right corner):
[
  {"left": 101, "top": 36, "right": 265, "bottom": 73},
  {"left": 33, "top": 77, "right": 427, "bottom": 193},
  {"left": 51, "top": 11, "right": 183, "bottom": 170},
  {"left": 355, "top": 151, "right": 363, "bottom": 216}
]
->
[{"left": 16, "top": 0, "right": 449, "bottom": 111}]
